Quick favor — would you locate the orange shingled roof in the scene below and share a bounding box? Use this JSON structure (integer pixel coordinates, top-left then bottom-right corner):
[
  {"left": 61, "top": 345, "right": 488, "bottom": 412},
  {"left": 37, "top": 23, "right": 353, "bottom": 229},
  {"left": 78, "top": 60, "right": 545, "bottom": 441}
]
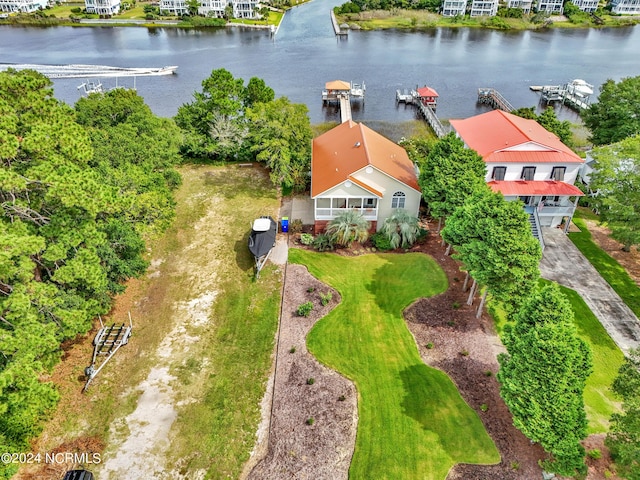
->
[
  {"left": 488, "top": 180, "right": 584, "bottom": 197},
  {"left": 325, "top": 80, "right": 351, "bottom": 91},
  {"left": 450, "top": 110, "right": 583, "bottom": 163},
  {"left": 311, "top": 121, "right": 420, "bottom": 197}
]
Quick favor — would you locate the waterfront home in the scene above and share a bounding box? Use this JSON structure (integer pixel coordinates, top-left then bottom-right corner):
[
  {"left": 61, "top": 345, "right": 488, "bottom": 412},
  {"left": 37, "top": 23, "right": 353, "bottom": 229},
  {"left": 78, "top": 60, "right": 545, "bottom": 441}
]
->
[
  {"left": 0, "top": 0, "right": 46, "bottom": 12},
  {"left": 507, "top": 0, "right": 532, "bottom": 13},
  {"left": 611, "top": 0, "right": 640, "bottom": 13},
  {"left": 85, "top": 0, "right": 120, "bottom": 15},
  {"left": 311, "top": 120, "right": 421, "bottom": 234},
  {"left": 470, "top": 0, "right": 498, "bottom": 16},
  {"left": 441, "top": 0, "right": 468, "bottom": 16},
  {"left": 536, "top": 0, "right": 563, "bottom": 13},
  {"left": 159, "top": 0, "right": 258, "bottom": 18},
  {"left": 571, "top": 0, "right": 598, "bottom": 11},
  {"left": 450, "top": 110, "right": 584, "bottom": 240}
]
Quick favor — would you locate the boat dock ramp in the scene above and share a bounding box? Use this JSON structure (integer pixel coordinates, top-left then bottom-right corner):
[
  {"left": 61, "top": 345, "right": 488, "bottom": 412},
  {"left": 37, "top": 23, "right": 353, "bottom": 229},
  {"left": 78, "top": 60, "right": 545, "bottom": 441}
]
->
[
  {"left": 530, "top": 79, "right": 593, "bottom": 111},
  {"left": 477, "top": 88, "right": 514, "bottom": 112},
  {"left": 396, "top": 87, "right": 448, "bottom": 138},
  {"left": 322, "top": 80, "right": 365, "bottom": 123}
]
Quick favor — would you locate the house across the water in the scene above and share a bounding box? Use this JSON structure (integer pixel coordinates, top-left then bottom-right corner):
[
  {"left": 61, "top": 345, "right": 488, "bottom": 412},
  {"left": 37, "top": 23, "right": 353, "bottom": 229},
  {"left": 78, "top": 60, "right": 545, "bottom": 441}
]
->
[
  {"left": 311, "top": 120, "right": 421, "bottom": 234},
  {"left": 450, "top": 110, "right": 584, "bottom": 244}
]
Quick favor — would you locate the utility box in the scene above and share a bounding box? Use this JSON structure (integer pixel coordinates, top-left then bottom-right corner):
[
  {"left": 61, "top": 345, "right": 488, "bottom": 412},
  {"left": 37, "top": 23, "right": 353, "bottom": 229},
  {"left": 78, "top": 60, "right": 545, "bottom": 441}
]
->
[{"left": 281, "top": 217, "right": 289, "bottom": 233}]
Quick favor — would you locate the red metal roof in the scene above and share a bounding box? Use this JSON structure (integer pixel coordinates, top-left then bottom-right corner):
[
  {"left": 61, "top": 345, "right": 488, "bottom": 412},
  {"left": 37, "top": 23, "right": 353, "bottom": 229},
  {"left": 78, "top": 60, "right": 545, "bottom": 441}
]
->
[
  {"left": 484, "top": 150, "right": 583, "bottom": 164},
  {"left": 417, "top": 86, "right": 439, "bottom": 98},
  {"left": 488, "top": 180, "right": 584, "bottom": 196},
  {"left": 311, "top": 121, "right": 419, "bottom": 197},
  {"left": 450, "top": 110, "right": 583, "bottom": 164}
]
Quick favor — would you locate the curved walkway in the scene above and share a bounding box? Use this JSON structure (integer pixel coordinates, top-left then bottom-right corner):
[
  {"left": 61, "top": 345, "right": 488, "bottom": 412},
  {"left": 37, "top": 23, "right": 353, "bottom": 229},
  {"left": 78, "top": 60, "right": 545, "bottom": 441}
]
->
[{"left": 539, "top": 227, "right": 640, "bottom": 354}]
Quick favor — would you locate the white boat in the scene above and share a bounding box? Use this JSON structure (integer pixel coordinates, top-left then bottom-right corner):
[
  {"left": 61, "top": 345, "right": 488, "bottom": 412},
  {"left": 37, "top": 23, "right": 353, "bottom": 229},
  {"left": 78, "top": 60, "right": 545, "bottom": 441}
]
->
[
  {"left": 0, "top": 63, "right": 178, "bottom": 79},
  {"left": 77, "top": 80, "right": 104, "bottom": 96},
  {"left": 566, "top": 79, "right": 593, "bottom": 97}
]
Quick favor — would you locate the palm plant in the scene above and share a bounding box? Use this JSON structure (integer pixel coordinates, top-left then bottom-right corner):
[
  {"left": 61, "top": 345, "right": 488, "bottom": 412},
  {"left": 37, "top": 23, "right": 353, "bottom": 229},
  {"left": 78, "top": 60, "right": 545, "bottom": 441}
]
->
[
  {"left": 382, "top": 209, "right": 420, "bottom": 249},
  {"left": 325, "top": 210, "right": 370, "bottom": 247}
]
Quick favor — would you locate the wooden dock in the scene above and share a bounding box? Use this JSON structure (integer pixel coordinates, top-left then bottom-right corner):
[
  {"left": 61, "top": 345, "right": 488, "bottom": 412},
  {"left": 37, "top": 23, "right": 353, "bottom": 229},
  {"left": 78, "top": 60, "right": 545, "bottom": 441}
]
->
[
  {"left": 396, "top": 89, "right": 447, "bottom": 138},
  {"left": 477, "top": 88, "right": 514, "bottom": 112},
  {"left": 538, "top": 85, "right": 590, "bottom": 111},
  {"left": 339, "top": 94, "right": 352, "bottom": 123},
  {"left": 330, "top": 11, "right": 348, "bottom": 37}
]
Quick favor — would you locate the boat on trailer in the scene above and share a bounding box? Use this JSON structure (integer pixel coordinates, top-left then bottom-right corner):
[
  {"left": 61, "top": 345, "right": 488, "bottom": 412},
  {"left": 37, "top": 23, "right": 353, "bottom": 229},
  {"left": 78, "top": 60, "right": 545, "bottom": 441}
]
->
[{"left": 248, "top": 216, "right": 277, "bottom": 278}]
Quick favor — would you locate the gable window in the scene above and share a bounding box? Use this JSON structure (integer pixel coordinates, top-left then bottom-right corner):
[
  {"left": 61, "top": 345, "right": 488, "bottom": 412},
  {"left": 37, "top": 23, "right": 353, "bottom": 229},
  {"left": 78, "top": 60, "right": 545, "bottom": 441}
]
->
[
  {"left": 521, "top": 166, "right": 536, "bottom": 181},
  {"left": 492, "top": 166, "right": 506, "bottom": 181},
  {"left": 551, "top": 166, "right": 566, "bottom": 181},
  {"left": 391, "top": 191, "right": 406, "bottom": 209}
]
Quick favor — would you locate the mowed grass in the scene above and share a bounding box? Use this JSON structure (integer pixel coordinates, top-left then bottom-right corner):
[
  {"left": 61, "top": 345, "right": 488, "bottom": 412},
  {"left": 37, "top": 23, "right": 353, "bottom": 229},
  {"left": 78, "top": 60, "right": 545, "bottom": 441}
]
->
[
  {"left": 289, "top": 249, "right": 500, "bottom": 480},
  {"left": 570, "top": 209, "right": 640, "bottom": 318}
]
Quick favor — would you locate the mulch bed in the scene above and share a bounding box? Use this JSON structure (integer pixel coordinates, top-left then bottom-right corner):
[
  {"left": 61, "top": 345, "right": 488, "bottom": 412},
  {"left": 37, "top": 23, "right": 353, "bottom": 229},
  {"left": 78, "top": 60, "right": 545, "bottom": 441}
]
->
[{"left": 250, "top": 219, "right": 621, "bottom": 480}]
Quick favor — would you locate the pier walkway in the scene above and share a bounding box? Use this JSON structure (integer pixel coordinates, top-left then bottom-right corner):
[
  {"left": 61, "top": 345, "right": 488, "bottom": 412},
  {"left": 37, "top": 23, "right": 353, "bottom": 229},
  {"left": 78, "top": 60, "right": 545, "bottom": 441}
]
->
[
  {"left": 396, "top": 89, "right": 448, "bottom": 138},
  {"left": 339, "top": 94, "right": 352, "bottom": 123},
  {"left": 477, "top": 88, "right": 514, "bottom": 112}
]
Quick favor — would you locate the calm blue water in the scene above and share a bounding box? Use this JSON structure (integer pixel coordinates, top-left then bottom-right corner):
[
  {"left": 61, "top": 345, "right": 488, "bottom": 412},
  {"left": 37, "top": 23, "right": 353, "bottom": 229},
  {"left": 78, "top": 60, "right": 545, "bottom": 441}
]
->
[{"left": 1, "top": 5, "right": 639, "bottom": 123}]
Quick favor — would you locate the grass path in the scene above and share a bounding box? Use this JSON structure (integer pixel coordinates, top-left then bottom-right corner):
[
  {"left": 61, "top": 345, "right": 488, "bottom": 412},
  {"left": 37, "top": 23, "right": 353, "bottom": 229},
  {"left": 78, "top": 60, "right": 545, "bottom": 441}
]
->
[{"left": 289, "top": 249, "right": 499, "bottom": 480}]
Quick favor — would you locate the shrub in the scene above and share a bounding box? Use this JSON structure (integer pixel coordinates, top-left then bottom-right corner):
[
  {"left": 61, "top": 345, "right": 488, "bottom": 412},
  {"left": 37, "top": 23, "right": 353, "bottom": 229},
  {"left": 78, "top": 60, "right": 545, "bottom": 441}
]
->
[
  {"left": 306, "top": 417, "right": 315, "bottom": 425},
  {"left": 511, "top": 461, "right": 520, "bottom": 470},
  {"left": 289, "top": 218, "right": 303, "bottom": 234},
  {"left": 70, "top": 6, "right": 82, "bottom": 13},
  {"left": 338, "top": 395, "right": 346, "bottom": 401},
  {"left": 371, "top": 231, "right": 393, "bottom": 251},
  {"left": 297, "top": 301, "right": 313, "bottom": 317},
  {"left": 300, "top": 233, "right": 314, "bottom": 245},
  {"left": 382, "top": 209, "right": 420, "bottom": 249},
  {"left": 312, "top": 233, "right": 334, "bottom": 252},
  {"left": 587, "top": 449, "right": 602, "bottom": 460},
  {"left": 320, "top": 291, "right": 333, "bottom": 306},
  {"left": 480, "top": 403, "right": 488, "bottom": 412},
  {"left": 452, "top": 301, "right": 461, "bottom": 309},
  {"left": 484, "top": 370, "right": 493, "bottom": 377},
  {"left": 460, "top": 349, "right": 469, "bottom": 356},
  {"left": 289, "top": 346, "right": 296, "bottom": 353},
  {"left": 326, "top": 210, "right": 370, "bottom": 246},
  {"left": 425, "top": 342, "right": 434, "bottom": 349},
  {"left": 306, "top": 377, "right": 315, "bottom": 385},
  {"left": 307, "top": 286, "right": 315, "bottom": 293}
]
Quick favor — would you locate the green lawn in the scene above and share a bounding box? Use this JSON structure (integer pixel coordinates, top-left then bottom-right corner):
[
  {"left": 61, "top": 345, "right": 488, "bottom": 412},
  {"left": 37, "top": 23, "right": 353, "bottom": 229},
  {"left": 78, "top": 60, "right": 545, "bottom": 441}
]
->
[
  {"left": 289, "top": 249, "right": 499, "bottom": 480},
  {"left": 570, "top": 209, "right": 640, "bottom": 318}
]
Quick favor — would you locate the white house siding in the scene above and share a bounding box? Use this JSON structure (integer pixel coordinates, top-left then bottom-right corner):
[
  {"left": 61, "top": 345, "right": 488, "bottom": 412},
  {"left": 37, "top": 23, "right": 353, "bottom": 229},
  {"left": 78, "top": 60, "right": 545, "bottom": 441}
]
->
[
  {"left": 441, "top": 0, "right": 467, "bottom": 16},
  {"left": 233, "top": 0, "right": 257, "bottom": 18},
  {"left": 0, "top": 0, "right": 46, "bottom": 12},
  {"left": 470, "top": 0, "right": 498, "bottom": 16},
  {"left": 571, "top": 0, "right": 598, "bottom": 11},
  {"left": 611, "top": 0, "right": 640, "bottom": 13},
  {"left": 536, "top": 0, "right": 563, "bottom": 13},
  {"left": 160, "top": 0, "right": 187, "bottom": 15},
  {"left": 85, "top": 0, "right": 120, "bottom": 15},
  {"left": 199, "top": 0, "right": 226, "bottom": 17},
  {"left": 485, "top": 161, "right": 581, "bottom": 184},
  {"left": 507, "top": 0, "right": 532, "bottom": 13}
]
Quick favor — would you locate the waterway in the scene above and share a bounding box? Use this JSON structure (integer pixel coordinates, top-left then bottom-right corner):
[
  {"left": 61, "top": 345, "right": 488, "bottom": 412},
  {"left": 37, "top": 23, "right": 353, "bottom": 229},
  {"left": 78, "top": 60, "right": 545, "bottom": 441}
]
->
[{"left": 1, "top": 3, "right": 639, "bottom": 123}]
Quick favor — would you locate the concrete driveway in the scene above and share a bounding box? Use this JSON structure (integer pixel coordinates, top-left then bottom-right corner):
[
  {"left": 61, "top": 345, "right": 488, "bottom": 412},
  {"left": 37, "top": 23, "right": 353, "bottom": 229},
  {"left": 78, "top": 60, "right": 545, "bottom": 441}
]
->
[{"left": 539, "top": 227, "right": 640, "bottom": 354}]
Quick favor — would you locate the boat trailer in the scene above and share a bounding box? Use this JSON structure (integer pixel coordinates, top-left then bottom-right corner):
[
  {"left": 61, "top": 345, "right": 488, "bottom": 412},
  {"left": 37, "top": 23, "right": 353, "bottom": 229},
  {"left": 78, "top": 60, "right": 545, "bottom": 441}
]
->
[{"left": 83, "top": 313, "right": 133, "bottom": 392}]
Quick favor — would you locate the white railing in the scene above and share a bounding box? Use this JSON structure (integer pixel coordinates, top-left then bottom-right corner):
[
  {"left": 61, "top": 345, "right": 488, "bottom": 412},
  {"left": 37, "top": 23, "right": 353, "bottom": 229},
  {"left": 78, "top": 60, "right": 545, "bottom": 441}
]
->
[
  {"left": 537, "top": 205, "right": 575, "bottom": 216},
  {"left": 315, "top": 207, "right": 377, "bottom": 220}
]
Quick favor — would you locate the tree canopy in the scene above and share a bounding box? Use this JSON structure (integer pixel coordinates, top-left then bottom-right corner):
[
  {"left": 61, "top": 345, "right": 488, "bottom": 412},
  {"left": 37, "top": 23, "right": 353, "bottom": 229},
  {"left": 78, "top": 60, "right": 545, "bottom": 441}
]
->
[
  {"left": 582, "top": 76, "right": 640, "bottom": 146},
  {"left": 0, "top": 70, "right": 180, "bottom": 477},
  {"left": 511, "top": 106, "right": 573, "bottom": 146},
  {"left": 588, "top": 135, "right": 640, "bottom": 252},
  {"left": 606, "top": 348, "right": 640, "bottom": 479},
  {"left": 418, "top": 132, "right": 487, "bottom": 222},
  {"left": 442, "top": 189, "right": 541, "bottom": 314},
  {"left": 498, "top": 283, "right": 593, "bottom": 477}
]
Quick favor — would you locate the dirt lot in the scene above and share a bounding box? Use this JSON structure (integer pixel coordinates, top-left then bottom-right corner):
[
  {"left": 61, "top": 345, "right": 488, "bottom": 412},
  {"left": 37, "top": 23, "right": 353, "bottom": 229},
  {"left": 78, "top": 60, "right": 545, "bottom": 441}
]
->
[{"left": 252, "top": 217, "right": 625, "bottom": 480}]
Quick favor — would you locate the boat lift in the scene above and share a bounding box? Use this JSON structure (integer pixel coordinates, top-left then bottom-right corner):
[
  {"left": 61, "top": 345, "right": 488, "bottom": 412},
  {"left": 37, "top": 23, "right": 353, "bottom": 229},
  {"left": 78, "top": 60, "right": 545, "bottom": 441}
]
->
[
  {"left": 248, "top": 216, "right": 277, "bottom": 279},
  {"left": 83, "top": 313, "right": 133, "bottom": 392}
]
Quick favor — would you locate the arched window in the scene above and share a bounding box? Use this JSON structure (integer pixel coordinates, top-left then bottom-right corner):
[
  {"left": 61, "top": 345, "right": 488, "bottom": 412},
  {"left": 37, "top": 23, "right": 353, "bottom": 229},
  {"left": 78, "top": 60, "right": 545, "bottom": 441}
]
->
[{"left": 391, "top": 191, "right": 405, "bottom": 209}]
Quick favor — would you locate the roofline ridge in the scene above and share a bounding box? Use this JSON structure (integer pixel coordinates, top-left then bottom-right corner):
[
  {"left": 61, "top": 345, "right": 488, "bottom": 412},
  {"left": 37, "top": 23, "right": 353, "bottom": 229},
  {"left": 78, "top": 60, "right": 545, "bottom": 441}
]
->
[{"left": 357, "top": 122, "right": 372, "bottom": 165}]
